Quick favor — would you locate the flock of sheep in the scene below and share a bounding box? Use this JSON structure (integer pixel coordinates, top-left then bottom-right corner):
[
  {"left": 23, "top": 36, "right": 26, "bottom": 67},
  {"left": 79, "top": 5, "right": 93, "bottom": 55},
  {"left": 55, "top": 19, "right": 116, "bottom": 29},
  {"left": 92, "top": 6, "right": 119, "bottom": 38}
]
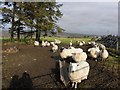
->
[
  {"left": 34, "top": 39, "right": 61, "bottom": 53},
  {"left": 34, "top": 39, "right": 109, "bottom": 88}
]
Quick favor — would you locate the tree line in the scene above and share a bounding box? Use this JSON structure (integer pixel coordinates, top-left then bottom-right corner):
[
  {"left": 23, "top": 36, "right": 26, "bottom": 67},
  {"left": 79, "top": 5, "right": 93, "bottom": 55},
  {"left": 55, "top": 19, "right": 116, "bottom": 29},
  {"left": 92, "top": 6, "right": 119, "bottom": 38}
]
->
[{"left": 1, "top": 2, "right": 63, "bottom": 42}]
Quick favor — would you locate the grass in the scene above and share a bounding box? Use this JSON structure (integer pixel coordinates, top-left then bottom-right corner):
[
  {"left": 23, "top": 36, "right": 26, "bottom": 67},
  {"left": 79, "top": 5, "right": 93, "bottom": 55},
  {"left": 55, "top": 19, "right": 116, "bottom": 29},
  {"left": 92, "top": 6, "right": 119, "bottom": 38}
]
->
[
  {"left": 1, "top": 37, "right": 34, "bottom": 45},
  {"left": 105, "top": 47, "right": 120, "bottom": 69},
  {"left": 94, "top": 52, "right": 119, "bottom": 71},
  {"left": 105, "top": 56, "right": 120, "bottom": 69},
  {"left": 1, "top": 36, "right": 92, "bottom": 45},
  {"left": 41, "top": 36, "right": 92, "bottom": 44},
  {"left": 0, "top": 37, "right": 10, "bottom": 42}
]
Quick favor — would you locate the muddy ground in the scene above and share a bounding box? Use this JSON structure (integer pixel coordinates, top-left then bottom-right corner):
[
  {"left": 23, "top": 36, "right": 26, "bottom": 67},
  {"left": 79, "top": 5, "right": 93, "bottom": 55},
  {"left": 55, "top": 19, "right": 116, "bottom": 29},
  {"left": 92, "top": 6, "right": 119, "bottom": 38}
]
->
[{"left": 2, "top": 43, "right": 120, "bottom": 89}]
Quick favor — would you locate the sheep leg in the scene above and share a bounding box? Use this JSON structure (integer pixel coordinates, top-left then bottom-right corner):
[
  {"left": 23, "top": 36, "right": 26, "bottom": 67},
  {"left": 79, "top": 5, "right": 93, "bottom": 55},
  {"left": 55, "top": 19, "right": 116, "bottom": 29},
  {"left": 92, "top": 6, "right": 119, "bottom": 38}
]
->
[
  {"left": 95, "top": 59, "right": 97, "bottom": 62},
  {"left": 75, "top": 82, "right": 77, "bottom": 88},
  {"left": 83, "top": 76, "right": 87, "bottom": 80},
  {"left": 85, "top": 76, "right": 87, "bottom": 79},
  {"left": 71, "top": 82, "right": 74, "bottom": 88}
]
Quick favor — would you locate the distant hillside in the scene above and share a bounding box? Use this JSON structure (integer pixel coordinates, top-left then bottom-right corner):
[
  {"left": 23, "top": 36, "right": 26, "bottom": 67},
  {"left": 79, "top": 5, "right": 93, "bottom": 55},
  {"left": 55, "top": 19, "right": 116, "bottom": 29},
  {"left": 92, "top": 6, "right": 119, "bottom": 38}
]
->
[
  {"left": 57, "top": 32, "right": 100, "bottom": 38},
  {"left": 1, "top": 30, "right": 99, "bottom": 38}
]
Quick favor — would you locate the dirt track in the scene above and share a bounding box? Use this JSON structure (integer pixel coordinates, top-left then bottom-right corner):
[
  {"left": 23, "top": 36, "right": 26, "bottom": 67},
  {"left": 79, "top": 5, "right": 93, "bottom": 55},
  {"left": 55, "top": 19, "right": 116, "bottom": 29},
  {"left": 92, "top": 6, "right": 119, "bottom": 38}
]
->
[{"left": 2, "top": 43, "right": 120, "bottom": 89}]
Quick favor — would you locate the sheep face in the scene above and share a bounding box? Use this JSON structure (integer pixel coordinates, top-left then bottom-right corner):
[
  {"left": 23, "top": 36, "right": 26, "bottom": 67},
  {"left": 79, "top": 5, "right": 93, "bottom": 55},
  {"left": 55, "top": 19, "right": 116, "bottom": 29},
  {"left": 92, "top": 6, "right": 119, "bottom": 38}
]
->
[
  {"left": 52, "top": 44, "right": 58, "bottom": 53},
  {"left": 60, "top": 47, "right": 65, "bottom": 52},
  {"left": 69, "top": 63, "right": 79, "bottom": 73}
]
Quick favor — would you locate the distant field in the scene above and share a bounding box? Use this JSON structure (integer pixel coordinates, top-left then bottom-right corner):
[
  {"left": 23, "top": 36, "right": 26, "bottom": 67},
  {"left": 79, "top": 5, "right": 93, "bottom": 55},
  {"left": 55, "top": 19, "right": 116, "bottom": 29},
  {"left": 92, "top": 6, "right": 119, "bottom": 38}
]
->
[
  {"left": 41, "top": 36, "right": 92, "bottom": 44},
  {"left": 1, "top": 36, "right": 92, "bottom": 44}
]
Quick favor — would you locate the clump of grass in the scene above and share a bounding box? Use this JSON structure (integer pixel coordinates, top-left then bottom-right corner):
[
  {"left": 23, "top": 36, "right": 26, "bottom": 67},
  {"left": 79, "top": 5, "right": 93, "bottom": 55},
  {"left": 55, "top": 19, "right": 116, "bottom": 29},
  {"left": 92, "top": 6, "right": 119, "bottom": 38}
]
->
[
  {"left": 1, "top": 37, "right": 11, "bottom": 43},
  {"left": 2, "top": 37, "right": 35, "bottom": 45},
  {"left": 103, "top": 55, "right": 120, "bottom": 70}
]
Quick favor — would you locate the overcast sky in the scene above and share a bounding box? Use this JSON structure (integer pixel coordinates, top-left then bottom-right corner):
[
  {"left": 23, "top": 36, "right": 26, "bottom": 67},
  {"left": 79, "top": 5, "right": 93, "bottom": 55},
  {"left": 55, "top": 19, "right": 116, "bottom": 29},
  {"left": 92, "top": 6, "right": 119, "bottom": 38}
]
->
[
  {"left": 57, "top": 2, "right": 118, "bottom": 35},
  {"left": 0, "top": 1, "right": 118, "bottom": 36}
]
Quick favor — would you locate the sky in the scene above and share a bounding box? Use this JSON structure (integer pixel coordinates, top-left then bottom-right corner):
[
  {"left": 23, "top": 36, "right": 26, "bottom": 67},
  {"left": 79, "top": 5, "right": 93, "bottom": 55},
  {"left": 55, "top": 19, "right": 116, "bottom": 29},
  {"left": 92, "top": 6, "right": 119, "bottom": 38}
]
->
[
  {"left": 0, "top": 1, "right": 118, "bottom": 36},
  {"left": 57, "top": 2, "right": 118, "bottom": 36},
  {"left": 56, "top": 0, "right": 119, "bottom": 2}
]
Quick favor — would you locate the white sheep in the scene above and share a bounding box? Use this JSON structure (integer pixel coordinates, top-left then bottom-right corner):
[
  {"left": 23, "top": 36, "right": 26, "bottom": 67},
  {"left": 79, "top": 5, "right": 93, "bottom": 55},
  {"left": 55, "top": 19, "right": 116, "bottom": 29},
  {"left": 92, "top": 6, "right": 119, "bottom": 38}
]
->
[
  {"left": 69, "top": 40, "right": 73, "bottom": 46},
  {"left": 71, "top": 48, "right": 83, "bottom": 54},
  {"left": 98, "top": 43, "right": 106, "bottom": 50},
  {"left": 34, "top": 41, "right": 39, "bottom": 46},
  {"left": 60, "top": 47, "right": 73, "bottom": 59},
  {"left": 82, "top": 41, "right": 85, "bottom": 44},
  {"left": 91, "top": 41, "right": 96, "bottom": 45},
  {"left": 54, "top": 39, "right": 61, "bottom": 45},
  {"left": 51, "top": 43, "right": 58, "bottom": 53},
  {"left": 91, "top": 41, "right": 96, "bottom": 47},
  {"left": 72, "top": 52, "right": 87, "bottom": 63},
  {"left": 41, "top": 40, "right": 46, "bottom": 47},
  {"left": 50, "top": 42, "right": 55, "bottom": 45},
  {"left": 60, "top": 47, "right": 83, "bottom": 59},
  {"left": 88, "top": 42, "right": 91, "bottom": 45},
  {"left": 88, "top": 46, "right": 100, "bottom": 61},
  {"left": 46, "top": 42, "right": 50, "bottom": 47},
  {"left": 68, "top": 46, "right": 75, "bottom": 49},
  {"left": 68, "top": 61, "right": 90, "bottom": 88},
  {"left": 79, "top": 42, "right": 83, "bottom": 46},
  {"left": 100, "top": 49, "right": 109, "bottom": 60}
]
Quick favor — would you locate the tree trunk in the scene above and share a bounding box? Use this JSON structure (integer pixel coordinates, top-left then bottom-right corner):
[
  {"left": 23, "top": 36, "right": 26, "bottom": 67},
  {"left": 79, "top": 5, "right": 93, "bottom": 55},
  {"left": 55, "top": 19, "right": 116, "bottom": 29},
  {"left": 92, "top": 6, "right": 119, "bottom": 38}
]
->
[
  {"left": 17, "top": 20, "right": 21, "bottom": 41},
  {"left": 36, "top": 30, "right": 39, "bottom": 41},
  {"left": 116, "top": 38, "right": 118, "bottom": 52},
  {"left": 10, "top": 2, "right": 16, "bottom": 42},
  {"left": 44, "top": 30, "right": 47, "bottom": 39},
  {"left": 11, "top": 24, "right": 14, "bottom": 42},
  {"left": 17, "top": 28, "right": 20, "bottom": 41},
  {"left": 30, "top": 27, "right": 33, "bottom": 40},
  {"left": 39, "top": 30, "right": 41, "bottom": 41}
]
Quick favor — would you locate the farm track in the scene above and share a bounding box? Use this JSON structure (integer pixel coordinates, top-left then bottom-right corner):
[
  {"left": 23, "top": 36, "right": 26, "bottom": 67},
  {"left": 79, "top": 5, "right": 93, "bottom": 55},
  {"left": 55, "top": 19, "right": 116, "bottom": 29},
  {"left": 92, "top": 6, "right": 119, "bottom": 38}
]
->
[{"left": 2, "top": 43, "right": 120, "bottom": 89}]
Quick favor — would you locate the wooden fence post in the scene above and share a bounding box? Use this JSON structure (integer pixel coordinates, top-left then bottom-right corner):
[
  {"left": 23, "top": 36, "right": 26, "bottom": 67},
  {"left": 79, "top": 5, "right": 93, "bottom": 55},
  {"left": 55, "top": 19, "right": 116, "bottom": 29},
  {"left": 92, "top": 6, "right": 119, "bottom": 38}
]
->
[{"left": 116, "top": 37, "right": 118, "bottom": 52}]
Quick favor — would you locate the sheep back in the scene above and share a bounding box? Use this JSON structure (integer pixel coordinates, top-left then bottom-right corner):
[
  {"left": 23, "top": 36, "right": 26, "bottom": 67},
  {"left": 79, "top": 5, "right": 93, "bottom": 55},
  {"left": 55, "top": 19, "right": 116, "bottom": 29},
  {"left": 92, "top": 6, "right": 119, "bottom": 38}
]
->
[
  {"left": 60, "top": 49, "right": 72, "bottom": 59},
  {"left": 72, "top": 52, "right": 87, "bottom": 63},
  {"left": 88, "top": 48, "right": 100, "bottom": 58}
]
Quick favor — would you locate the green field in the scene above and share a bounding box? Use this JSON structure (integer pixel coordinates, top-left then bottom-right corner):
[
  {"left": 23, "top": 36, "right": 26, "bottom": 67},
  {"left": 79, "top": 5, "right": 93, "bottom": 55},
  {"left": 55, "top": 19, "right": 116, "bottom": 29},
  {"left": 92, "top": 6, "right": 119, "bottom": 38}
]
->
[
  {"left": 1, "top": 36, "right": 92, "bottom": 44},
  {"left": 41, "top": 36, "right": 92, "bottom": 44}
]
